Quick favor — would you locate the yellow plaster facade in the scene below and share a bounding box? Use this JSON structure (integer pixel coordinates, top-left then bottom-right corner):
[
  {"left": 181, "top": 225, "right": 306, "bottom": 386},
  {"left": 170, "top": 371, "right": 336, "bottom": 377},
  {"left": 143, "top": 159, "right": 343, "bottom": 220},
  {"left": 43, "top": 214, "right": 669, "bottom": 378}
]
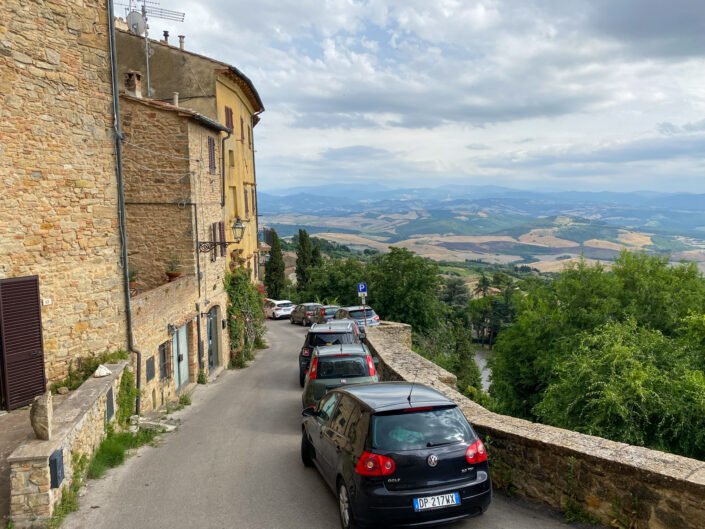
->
[{"left": 216, "top": 75, "right": 261, "bottom": 281}]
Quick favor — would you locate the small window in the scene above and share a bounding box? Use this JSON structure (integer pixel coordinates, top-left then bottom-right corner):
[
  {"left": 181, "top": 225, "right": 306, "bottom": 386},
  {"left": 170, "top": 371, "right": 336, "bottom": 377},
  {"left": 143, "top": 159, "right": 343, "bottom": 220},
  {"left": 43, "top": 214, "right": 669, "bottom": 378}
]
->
[
  {"left": 224, "top": 106, "right": 234, "bottom": 129},
  {"left": 228, "top": 150, "right": 235, "bottom": 167},
  {"left": 251, "top": 186, "right": 256, "bottom": 214},
  {"left": 244, "top": 188, "right": 249, "bottom": 216},
  {"left": 207, "top": 137, "right": 216, "bottom": 174},
  {"left": 240, "top": 117, "right": 244, "bottom": 143},
  {"left": 159, "top": 342, "right": 170, "bottom": 379},
  {"left": 248, "top": 125, "right": 252, "bottom": 149},
  {"left": 145, "top": 356, "right": 156, "bottom": 382},
  {"left": 219, "top": 221, "right": 226, "bottom": 257}
]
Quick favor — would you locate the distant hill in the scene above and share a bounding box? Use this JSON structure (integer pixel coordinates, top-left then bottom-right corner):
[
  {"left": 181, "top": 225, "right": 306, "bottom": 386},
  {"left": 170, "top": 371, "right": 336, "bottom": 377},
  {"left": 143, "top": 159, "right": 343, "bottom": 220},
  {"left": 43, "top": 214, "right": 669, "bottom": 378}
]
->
[{"left": 259, "top": 186, "right": 705, "bottom": 272}]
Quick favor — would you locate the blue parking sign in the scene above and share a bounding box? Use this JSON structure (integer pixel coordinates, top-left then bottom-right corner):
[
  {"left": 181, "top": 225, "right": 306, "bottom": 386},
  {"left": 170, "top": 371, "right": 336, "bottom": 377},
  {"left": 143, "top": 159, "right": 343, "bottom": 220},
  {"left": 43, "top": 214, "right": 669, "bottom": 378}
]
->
[{"left": 357, "top": 282, "right": 367, "bottom": 294}]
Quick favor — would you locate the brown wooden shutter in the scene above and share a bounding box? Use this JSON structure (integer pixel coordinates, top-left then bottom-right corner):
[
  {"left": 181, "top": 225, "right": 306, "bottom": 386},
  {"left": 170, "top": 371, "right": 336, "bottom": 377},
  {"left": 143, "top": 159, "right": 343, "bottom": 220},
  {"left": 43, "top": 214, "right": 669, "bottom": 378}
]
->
[
  {"left": 211, "top": 222, "right": 218, "bottom": 261},
  {"left": 208, "top": 137, "right": 216, "bottom": 174},
  {"left": 0, "top": 276, "right": 46, "bottom": 410},
  {"left": 240, "top": 117, "right": 244, "bottom": 142},
  {"left": 219, "top": 221, "right": 226, "bottom": 257},
  {"left": 244, "top": 188, "right": 249, "bottom": 216}
]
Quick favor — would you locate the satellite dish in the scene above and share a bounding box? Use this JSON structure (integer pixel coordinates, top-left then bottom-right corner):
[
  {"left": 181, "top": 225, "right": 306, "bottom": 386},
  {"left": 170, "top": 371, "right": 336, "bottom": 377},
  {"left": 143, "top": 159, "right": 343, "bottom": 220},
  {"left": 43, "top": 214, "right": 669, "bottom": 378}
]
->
[{"left": 126, "top": 11, "right": 146, "bottom": 35}]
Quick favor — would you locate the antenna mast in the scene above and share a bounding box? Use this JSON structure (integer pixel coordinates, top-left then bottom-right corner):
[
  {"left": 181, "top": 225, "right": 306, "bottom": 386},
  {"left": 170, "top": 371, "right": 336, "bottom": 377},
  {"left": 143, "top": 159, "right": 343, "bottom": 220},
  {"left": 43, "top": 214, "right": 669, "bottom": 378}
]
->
[{"left": 120, "top": 0, "right": 185, "bottom": 97}]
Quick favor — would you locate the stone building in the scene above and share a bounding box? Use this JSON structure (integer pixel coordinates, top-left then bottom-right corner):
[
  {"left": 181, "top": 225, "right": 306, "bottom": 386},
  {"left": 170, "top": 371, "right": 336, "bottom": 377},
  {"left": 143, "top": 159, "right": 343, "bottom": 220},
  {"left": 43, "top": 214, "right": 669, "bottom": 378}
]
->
[
  {"left": 116, "top": 30, "right": 265, "bottom": 284},
  {"left": 120, "top": 73, "right": 232, "bottom": 410},
  {"left": 0, "top": 0, "right": 127, "bottom": 409}
]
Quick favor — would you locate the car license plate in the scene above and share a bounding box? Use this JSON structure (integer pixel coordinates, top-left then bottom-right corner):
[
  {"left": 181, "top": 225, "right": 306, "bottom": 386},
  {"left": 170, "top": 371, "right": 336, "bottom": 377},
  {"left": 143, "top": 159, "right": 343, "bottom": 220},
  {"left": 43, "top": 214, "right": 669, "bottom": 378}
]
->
[{"left": 413, "top": 492, "right": 460, "bottom": 512}]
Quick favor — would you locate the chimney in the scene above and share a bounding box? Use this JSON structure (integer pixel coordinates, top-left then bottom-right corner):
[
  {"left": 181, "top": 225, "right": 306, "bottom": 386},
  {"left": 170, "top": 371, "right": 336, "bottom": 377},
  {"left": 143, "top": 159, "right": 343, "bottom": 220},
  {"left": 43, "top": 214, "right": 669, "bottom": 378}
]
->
[
  {"left": 162, "top": 30, "right": 169, "bottom": 44},
  {"left": 173, "top": 92, "right": 179, "bottom": 107},
  {"left": 125, "top": 70, "right": 142, "bottom": 98},
  {"left": 178, "top": 35, "right": 185, "bottom": 50}
]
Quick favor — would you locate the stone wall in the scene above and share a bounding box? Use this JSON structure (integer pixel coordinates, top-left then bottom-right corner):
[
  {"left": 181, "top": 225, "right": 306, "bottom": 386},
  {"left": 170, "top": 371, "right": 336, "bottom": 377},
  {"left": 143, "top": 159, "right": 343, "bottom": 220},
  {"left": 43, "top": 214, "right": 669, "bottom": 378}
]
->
[
  {"left": 121, "top": 96, "right": 196, "bottom": 291},
  {"left": 8, "top": 363, "right": 127, "bottom": 528},
  {"left": 366, "top": 324, "right": 705, "bottom": 529},
  {"left": 0, "top": 0, "right": 127, "bottom": 384}
]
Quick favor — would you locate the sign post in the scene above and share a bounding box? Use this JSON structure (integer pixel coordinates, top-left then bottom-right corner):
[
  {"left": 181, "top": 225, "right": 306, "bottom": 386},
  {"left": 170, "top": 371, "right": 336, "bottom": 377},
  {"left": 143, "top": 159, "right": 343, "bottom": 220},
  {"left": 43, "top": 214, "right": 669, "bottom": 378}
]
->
[{"left": 357, "top": 282, "right": 368, "bottom": 329}]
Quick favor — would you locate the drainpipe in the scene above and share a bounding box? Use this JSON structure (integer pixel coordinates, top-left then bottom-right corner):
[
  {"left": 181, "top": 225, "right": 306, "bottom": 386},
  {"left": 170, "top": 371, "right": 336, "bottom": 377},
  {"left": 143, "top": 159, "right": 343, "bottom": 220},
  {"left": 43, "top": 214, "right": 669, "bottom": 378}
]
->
[
  {"left": 108, "top": 0, "right": 143, "bottom": 415},
  {"left": 221, "top": 130, "right": 232, "bottom": 207}
]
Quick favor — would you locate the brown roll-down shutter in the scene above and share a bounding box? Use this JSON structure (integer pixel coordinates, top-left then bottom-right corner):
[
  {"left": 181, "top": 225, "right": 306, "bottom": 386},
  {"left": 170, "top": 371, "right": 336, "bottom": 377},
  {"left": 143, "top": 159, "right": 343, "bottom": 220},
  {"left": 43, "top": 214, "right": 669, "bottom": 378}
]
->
[{"left": 0, "top": 276, "right": 46, "bottom": 410}]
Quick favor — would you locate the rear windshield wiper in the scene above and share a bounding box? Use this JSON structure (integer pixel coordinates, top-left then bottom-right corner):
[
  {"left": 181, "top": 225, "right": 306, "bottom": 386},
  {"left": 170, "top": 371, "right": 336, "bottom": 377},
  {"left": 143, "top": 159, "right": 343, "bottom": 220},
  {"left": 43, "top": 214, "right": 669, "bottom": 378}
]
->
[{"left": 426, "top": 440, "right": 456, "bottom": 447}]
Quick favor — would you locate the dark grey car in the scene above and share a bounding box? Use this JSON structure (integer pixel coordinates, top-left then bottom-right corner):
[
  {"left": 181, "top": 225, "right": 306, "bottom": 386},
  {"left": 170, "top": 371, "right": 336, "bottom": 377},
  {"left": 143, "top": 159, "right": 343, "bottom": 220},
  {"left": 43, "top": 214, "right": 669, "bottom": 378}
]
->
[{"left": 301, "top": 344, "right": 378, "bottom": 409}]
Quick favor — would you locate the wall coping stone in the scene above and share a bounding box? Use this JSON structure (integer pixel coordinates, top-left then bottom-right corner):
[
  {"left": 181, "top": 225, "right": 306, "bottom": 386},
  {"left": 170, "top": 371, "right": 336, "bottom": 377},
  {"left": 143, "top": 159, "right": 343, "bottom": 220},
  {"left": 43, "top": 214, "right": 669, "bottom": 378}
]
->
[{"left": 8, "top": 363, "right": 126, "bottom": 463}]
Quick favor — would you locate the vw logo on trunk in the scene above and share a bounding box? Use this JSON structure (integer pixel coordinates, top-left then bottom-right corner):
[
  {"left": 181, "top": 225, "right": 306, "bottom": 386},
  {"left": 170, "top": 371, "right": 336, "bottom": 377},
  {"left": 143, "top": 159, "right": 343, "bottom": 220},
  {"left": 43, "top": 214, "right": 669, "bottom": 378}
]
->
[{"left": 427, "top": 454, "right": 438, "bottom": 467}]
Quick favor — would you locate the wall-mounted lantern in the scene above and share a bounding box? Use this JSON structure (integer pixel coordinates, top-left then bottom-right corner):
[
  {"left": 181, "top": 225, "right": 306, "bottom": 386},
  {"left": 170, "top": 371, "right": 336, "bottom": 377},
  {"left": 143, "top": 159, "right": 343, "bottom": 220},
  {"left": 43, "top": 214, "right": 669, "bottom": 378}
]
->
[{"left": 197, "top": 217, "right": 246, "bottom": 253}]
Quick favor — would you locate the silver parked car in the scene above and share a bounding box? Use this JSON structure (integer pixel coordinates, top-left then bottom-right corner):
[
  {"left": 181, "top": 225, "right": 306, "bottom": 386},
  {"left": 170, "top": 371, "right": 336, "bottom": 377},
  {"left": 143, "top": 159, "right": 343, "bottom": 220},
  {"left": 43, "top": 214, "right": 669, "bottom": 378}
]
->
[{"left": 334, "top": 305, "right": 381, "bottom": 328}]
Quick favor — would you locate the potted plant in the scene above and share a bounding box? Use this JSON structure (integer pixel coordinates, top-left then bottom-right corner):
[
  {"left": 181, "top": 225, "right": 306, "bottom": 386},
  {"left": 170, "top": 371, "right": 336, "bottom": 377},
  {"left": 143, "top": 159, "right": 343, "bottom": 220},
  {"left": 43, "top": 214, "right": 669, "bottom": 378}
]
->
[
  {"left": 166, "top": 255, "right": 182, "bottom": 282},
  {"left": 128, "top": 268, "right": 138, "bottom": 290}
]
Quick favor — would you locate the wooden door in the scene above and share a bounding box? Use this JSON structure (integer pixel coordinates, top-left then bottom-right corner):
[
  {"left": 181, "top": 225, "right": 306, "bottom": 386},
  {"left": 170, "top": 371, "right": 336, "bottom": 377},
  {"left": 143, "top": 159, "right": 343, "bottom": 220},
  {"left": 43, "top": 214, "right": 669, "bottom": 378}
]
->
[{"left": 0, "top": 276, "right": 46, "bottom": 410}]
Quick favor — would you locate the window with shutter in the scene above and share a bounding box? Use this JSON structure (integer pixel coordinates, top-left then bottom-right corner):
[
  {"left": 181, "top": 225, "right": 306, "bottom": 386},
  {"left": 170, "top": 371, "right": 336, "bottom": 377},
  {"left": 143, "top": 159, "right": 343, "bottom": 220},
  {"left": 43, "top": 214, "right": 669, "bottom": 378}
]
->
[
  {"left": 240, "top": 117, "right": 244, "bottom": 143},
  {"left": 211, "top": 222, "right": 218, "bottom": 261},
  {"left": 159, "top": 342, "right": 170, "bottom": 379},
  {"left": 225, "top": 106, "right": 233, "bottom": 129},
  {"left": 244, "top": 188, "right": 249, "bottom": 217},
  {"left": 0, "top": 276, "right": 46, "bottom": 410},
  {"left": 219, "top": 221, "right": 226, "bottom": 257},
  {"left": 248, "top": 126, "right": 252, "bottom": 149},
  {"left": 207, "top": 137, "right": 216, "bottom": 174},
  {"left": 251, "top": 186, "right": 256, "bottom": 215}
]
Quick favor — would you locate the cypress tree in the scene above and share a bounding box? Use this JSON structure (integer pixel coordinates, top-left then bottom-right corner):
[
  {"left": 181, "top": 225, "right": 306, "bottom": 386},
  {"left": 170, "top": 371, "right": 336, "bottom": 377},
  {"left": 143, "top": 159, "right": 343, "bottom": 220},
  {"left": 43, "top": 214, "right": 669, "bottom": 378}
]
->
[
  {"left": 264, "top": 229, "right": 285, "bottom": 299},
  {"left": 295, "top": 229, "right": 313, "bottom": 291}
]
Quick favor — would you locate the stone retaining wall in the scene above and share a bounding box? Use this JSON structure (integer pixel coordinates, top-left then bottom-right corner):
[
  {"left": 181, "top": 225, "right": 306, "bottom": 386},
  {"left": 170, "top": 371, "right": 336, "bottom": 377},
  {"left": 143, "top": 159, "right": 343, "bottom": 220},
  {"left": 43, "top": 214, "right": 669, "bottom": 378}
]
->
[
  {"left": 366, "top": 323, "right": 705, "bottom": 529},
  {"left": 8, "top": 363, "right": 127, "bottom": 528}
]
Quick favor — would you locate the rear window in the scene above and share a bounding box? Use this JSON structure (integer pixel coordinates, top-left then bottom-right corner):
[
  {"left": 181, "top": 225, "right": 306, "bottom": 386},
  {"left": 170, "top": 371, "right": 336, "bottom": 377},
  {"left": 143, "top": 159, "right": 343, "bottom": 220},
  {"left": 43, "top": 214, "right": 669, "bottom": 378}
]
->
[
  {"left": 310, "top": 332, "right": 357, "bottom": 347},
  {"left": 276, "top": 302, "right": 293, "bottom": 308},
  {"left": 317, "top": 355, "right": 369, "bottom": 378},
  {"left": 324, "top": 308, "right": 339, "bottom": 316},
  {"left": 371, "top": 407, "right": 473, "bottom": 451},
  {"left": 349, "top": 309, "right": 375, "bottom": 319}
]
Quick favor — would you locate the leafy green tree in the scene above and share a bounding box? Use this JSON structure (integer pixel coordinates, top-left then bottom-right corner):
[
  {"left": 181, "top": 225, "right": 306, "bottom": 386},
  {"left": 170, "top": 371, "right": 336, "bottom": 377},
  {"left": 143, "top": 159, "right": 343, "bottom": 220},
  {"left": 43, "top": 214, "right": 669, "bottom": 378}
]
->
[
  {"left": 263, "top": 229, "right": 285, "bottom": 299},
  {"left": 441, "top": 276, "right": 470, "bottom": 310},
  {"left": 473, "top": 273, "right": 491, "bottom": 297},
  {"left": 534, "top": 319, "right": 705, "bottom": 459},
  {"left": 295, "top": 229, "right": 313, "bottom": 291},
  {"left": 613, "top": 252, "right": 705, "bottom": 335},
  {"left": 300, "top": 258, "right": 367, "bottom": 306},
  {"left": 367, "top": 248, "right": 443, "bottom": 333}
]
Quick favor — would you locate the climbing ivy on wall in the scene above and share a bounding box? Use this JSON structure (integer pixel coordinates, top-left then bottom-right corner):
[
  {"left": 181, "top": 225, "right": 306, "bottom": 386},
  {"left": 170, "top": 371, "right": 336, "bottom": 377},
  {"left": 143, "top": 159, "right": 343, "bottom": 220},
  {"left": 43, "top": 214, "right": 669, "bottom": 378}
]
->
[{"left": 224, "top": 270, "right": 266, "bottom": 366}]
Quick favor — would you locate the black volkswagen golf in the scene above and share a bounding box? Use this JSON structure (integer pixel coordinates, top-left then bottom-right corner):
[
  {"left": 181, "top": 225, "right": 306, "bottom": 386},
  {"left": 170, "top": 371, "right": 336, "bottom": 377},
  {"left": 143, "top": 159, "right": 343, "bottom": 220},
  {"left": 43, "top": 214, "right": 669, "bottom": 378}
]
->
[{"left": 301, "top": 382, "right": 492, "bottom": 528}]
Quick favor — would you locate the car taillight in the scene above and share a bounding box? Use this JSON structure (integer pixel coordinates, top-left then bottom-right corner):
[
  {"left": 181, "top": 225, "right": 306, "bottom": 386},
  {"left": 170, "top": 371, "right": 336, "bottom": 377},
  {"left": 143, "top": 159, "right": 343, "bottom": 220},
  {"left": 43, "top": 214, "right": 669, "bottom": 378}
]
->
[
  {"left": 465, "top": 440, "right": 487, "bottom": 464},
  {"left": 373, "top": 315, "right": 380, "bottom": 321},
  {"left": 355, "top": 451, "right": 395, "bottom": 476},
  {"left": 366, "top": 355, "right": 376, "bottom": 377},
  {"left": 308, "top": 357, "right": 319, "bottom": 380},
  {"left": 301, "top": 347, "right": 311, "bottom": 357},
  {"left": 320, "top": 308, "right": 325, "bottom": 317}
]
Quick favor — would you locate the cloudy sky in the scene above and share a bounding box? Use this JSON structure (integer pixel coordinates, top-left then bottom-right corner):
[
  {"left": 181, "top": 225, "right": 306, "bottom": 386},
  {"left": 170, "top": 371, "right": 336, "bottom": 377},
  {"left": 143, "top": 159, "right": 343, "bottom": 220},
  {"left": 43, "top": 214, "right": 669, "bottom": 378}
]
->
[{"left": 137, "top": 0, "right": 705, "bottom": 192}]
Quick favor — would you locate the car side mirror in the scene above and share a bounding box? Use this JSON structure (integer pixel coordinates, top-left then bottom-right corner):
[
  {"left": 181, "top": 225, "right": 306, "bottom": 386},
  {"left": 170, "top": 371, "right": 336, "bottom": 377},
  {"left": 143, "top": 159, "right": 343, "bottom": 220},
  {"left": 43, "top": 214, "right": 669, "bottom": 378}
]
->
[{"left": 302, "top": 406, "right": 317, "bottom": 417}]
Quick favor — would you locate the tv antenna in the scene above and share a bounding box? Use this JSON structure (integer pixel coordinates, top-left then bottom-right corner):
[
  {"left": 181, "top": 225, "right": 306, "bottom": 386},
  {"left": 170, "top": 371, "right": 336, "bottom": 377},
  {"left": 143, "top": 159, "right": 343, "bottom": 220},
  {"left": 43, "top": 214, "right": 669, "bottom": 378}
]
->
[{"left": 117, "top": 0, "right": 185, "bottom": 97}]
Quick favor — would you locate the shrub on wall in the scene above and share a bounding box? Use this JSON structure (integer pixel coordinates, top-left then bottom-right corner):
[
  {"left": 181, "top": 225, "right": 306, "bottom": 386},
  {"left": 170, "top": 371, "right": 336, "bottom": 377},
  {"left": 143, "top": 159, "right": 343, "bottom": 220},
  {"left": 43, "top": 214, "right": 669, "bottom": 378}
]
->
[{"left": 225, "top": 270, "right": 266, "bottom": 365}]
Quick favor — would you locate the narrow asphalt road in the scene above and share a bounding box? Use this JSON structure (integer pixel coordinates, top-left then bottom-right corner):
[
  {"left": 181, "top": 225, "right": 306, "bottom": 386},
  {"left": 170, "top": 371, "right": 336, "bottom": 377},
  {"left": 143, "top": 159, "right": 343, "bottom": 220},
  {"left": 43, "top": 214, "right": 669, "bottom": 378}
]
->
[{"left": 64, "top": 320, "right": 587, "bottom": 529}]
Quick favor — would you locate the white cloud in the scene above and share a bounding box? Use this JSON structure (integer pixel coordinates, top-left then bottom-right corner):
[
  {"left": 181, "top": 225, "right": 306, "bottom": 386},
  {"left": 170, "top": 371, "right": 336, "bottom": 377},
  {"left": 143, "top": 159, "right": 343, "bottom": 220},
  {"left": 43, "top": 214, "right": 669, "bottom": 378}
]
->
[{"left": 143, "top": 0, "right": 705, "bottom": 192}]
